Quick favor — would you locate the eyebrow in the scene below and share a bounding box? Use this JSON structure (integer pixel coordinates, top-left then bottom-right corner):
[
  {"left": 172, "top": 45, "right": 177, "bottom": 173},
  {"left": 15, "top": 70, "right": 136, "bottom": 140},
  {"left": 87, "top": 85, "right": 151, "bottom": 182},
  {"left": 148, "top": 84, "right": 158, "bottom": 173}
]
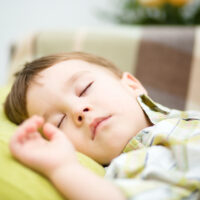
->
[
  {"left": 43, "top": 70, "right": 91, "bottom": 120},
  {"left": 67, "top": 70, "right": 90, "bottom": 84}
]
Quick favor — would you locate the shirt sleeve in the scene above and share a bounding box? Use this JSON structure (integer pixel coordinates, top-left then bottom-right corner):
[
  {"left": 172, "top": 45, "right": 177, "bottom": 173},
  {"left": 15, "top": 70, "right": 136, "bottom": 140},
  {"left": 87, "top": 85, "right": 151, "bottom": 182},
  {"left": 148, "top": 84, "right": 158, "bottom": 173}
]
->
[{"left": 105, "top": 139, "right": 200, "bottom": 199}]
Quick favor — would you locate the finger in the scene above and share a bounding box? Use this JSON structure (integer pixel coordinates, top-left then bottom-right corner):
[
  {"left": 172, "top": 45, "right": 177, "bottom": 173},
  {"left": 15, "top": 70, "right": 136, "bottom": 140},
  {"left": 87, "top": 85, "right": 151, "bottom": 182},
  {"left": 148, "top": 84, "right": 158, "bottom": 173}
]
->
[
  {"left": 26, "top": 131, "right": 43, "bottom": 140},
  {"left": 42, "top": 123, "right": 64, "bottom": 141},
  {"left": 11, "top": 126, "right": 27, "bottom": 145},
  {"left": 18, "top": 116, "right": 44, "bottom": 141},
  {"left": 21, "top": 115, "right": 44, "bottom": 132},
  {"left": 9, "top": 127, "right": 25, "bottom": 157},
  {"left": 11, "top": 115, "right": 44, "bottom": 147},
  {"left": 21, "top": 115, "right": 43, "bottom": 125},
  {"left": 12, "top": 120, "right": 41, "bottom": 144}
]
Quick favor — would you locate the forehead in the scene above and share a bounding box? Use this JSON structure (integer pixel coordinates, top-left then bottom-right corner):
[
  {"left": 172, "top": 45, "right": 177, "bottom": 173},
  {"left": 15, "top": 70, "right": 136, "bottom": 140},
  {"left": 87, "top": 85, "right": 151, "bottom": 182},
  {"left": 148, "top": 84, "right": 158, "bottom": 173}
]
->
[{"left": 39, "top": 59, "right": 116, "bottom": 80}]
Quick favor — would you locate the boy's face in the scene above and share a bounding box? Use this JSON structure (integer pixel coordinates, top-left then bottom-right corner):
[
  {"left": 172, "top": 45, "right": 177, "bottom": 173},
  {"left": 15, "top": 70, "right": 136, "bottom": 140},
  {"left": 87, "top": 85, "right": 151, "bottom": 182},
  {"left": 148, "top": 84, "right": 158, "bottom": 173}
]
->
[{"left": 27, "top": 59, "right": 148, "bottom": 164}]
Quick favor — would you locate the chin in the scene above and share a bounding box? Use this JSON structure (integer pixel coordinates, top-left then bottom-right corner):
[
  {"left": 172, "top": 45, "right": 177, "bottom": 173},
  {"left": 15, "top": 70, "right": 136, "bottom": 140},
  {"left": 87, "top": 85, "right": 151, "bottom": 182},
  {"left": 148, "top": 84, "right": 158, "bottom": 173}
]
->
[
  {"left": 94, "top": 150, "right": 122, "bottom": 165},
  {"left": 97, "top": 156, "right": 115, "bottom": 165}
]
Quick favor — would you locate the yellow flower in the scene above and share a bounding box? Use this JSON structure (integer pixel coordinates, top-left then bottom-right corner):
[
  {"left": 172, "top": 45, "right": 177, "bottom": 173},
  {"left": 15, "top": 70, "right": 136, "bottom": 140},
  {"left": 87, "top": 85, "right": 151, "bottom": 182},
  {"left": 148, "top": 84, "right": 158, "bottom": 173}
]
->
[
  {"left": 138, "top": 0, "right": 166, "bottom": 7},
  {"left": 167, "top": 0, "right": 191, "bottom": 6},
  {"left": 138, "top": 0, "right": 191, "bottom": 7}
]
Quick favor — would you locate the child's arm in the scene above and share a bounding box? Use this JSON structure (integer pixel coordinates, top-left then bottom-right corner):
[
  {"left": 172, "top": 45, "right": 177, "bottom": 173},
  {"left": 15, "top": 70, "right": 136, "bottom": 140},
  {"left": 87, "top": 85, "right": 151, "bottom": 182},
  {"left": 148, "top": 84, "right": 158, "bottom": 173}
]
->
[
  {"left": 10, "top": 116, "right": 125, "bottom": 200},
  {"left": 50, "top": 160, "right": 125, "bottom": 200}
]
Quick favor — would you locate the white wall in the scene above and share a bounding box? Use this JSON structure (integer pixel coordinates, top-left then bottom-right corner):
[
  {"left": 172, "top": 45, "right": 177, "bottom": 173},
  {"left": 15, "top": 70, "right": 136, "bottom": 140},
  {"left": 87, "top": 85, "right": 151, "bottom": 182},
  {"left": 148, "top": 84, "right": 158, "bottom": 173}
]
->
[{"left": 0, "top": 0, "right": 114, "bottom": 86}]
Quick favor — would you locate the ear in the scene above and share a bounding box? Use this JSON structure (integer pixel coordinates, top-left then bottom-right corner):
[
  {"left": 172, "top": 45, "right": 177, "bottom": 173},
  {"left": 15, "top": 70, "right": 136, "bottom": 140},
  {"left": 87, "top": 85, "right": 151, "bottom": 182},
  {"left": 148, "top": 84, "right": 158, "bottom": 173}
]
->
[{"left": 121, "top": 72, "right": 147, "bottom": 96}]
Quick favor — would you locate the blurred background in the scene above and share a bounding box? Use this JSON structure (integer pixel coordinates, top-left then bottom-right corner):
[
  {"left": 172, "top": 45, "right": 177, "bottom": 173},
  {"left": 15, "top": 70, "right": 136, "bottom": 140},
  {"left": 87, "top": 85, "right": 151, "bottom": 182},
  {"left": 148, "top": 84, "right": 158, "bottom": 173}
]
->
[{"left": 0, "top": 0, "right": 113, "bottom": 86}]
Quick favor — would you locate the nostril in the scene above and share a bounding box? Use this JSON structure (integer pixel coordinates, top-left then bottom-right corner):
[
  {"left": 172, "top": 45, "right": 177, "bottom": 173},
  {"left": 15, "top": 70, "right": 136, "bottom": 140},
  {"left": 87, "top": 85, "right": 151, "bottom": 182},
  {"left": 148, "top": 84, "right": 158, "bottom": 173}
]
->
[
  {"left": 83, "top": 108, "right": 89, "bottom": 112},
  {"left": 78, "top": 116, "right": 83, "bottom": 121}
]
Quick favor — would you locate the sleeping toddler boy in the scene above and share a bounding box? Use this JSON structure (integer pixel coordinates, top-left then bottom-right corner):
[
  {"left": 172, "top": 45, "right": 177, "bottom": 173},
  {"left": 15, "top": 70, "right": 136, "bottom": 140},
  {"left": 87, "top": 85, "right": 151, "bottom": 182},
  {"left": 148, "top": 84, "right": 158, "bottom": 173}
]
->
[{"left": 4, "top": 52, "right": 200, "bottom": 200}]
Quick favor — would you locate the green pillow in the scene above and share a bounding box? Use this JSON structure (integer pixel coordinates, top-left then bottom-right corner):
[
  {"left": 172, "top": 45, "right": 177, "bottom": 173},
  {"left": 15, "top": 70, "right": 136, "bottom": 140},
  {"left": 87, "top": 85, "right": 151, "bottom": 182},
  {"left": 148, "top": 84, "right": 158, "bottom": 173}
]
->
[{"left": 0, "top": 86, "right": 105, "bottom": 200}]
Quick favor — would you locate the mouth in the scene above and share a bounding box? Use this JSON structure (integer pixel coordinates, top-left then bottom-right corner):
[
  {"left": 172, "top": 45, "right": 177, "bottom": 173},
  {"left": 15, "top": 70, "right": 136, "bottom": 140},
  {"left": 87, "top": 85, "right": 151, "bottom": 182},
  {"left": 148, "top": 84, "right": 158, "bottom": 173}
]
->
[{"left": 90, "top": 115, "right": 112, "bottom": 140}]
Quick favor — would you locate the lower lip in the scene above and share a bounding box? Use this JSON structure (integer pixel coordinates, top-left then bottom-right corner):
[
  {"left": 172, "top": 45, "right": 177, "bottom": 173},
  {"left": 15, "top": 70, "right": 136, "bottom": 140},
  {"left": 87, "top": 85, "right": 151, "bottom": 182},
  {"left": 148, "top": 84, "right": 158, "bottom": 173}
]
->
[{"left": 92, "top": 116, "right": 111, "bottom": 140}]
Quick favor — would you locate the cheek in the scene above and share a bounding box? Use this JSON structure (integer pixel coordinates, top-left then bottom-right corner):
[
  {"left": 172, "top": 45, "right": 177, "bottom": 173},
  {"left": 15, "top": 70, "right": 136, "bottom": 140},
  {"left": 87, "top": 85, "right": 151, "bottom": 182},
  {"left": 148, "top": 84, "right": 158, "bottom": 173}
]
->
[
  {"left": 62, "top": 124, "right": 88, "bottom": 150},
  {"left": 61, "top": 124, "right": 77, "bottom": 144},
  {"left": 92, "top": 86, "right": 128, "bottom": 107}
]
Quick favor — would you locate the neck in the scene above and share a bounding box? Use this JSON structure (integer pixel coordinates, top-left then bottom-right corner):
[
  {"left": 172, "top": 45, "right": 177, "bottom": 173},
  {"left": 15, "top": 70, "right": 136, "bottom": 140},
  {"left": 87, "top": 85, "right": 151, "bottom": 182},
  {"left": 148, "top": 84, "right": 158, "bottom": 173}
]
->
[{"left": 133, "top": 110, "right": 152, "bottom": 138}]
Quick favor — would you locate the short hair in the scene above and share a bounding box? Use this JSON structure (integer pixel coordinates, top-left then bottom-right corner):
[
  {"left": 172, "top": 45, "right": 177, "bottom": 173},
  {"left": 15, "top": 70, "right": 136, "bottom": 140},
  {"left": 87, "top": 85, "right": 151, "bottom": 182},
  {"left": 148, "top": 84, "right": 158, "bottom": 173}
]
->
[{"left": 4, "top": 51, "right": 123, "bottom": 125}]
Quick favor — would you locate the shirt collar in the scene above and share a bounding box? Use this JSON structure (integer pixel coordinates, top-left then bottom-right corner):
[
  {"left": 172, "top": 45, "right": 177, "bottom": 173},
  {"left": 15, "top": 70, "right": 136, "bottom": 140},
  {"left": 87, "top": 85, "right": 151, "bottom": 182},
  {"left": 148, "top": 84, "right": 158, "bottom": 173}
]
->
[
  {"left": 123, "top": 94, "right": 171, "bottom": 153},
  {"left": 137, "top": 94, "right": 171, "bottom": 125}
]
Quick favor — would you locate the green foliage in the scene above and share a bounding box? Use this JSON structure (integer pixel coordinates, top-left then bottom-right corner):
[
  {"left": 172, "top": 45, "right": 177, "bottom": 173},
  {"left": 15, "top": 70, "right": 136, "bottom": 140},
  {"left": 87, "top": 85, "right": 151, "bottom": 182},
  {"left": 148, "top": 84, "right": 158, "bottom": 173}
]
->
[{"left": 105, "top": 0, "right": 200, "bottom": 25}]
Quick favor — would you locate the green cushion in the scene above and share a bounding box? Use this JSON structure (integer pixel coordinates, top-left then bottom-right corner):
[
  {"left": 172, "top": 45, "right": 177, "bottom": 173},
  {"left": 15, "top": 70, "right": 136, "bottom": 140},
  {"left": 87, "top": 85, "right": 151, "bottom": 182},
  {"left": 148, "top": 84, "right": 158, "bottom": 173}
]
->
[{"left": 0, "top": 86, "right": 105, "bottom": 200}]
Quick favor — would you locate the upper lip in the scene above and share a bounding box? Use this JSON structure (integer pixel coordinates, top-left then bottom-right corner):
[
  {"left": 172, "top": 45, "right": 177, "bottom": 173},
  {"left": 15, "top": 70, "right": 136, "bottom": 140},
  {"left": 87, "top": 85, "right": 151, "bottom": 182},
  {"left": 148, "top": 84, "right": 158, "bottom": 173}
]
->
[{"left": 90, "top": 115, "right": 111, "bottom": 140}]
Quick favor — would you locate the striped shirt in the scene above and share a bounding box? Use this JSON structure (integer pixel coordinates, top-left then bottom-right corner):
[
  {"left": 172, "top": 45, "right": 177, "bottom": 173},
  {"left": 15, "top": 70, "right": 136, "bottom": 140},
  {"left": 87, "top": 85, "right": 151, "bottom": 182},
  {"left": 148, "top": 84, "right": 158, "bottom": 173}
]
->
[{"left": 105, "top": 95, "right": 200, "bottom": 200}]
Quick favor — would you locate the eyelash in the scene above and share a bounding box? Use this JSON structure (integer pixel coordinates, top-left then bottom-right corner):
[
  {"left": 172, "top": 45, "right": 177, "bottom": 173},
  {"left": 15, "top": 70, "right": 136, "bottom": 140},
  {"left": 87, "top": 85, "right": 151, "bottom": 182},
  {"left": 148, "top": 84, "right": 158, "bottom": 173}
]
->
[
  {"left": 57, "top": 81, "right": 94, "bottom": 128},
  {"left": 79, "top": 81, "right": 93, "bottom": 97},
  {"left": 57, "top": 114, "right": 66, "bottom": 128}
]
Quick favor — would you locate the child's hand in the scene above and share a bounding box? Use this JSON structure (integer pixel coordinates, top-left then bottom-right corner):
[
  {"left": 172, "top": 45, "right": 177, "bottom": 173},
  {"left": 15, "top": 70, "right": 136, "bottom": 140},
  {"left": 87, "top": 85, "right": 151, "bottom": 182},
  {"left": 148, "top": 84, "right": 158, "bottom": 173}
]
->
[{"left": 10, "top": 115, "right": 78, "bottom": 177}]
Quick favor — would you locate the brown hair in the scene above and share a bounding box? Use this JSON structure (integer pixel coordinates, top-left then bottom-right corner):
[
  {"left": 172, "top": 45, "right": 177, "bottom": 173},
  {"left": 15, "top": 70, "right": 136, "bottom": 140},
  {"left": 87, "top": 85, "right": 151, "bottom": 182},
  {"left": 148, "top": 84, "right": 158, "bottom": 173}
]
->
[{"left": 4, "top": 51, "right": 122, "bottom": 125}]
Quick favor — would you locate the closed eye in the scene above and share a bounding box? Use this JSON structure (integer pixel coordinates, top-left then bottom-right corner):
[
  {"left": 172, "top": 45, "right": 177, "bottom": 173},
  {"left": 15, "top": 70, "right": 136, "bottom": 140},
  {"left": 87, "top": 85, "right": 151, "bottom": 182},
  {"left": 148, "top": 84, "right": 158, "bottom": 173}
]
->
[
  {"left": 57, "top": 114, "right": 66, "bottom": 128},
  {"left": 79, "top": 81, "right": 93, "bottom": 97}
]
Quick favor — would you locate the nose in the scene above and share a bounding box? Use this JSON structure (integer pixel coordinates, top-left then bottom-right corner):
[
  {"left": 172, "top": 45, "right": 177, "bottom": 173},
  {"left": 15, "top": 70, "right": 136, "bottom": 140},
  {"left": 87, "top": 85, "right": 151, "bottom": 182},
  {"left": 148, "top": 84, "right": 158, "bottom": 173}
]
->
[{"left": 73, "top": 107, "right": 90, "bottom": 126}]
